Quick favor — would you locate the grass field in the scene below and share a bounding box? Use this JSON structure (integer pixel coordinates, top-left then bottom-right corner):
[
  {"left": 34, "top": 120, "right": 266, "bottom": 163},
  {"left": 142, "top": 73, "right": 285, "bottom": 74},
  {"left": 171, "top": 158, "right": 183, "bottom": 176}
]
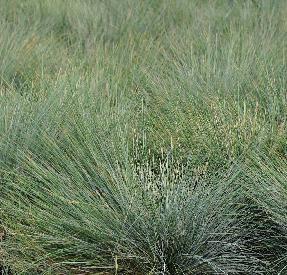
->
[{"left": 0, "top": 0, "right": 286, "bottom": 274}]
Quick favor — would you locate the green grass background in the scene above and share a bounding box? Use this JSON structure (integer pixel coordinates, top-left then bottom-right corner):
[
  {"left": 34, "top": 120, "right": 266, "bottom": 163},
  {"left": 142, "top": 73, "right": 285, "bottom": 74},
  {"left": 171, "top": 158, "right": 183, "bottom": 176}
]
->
[{"left": 0, "top": 0, "right": 286, "bottom": 274}]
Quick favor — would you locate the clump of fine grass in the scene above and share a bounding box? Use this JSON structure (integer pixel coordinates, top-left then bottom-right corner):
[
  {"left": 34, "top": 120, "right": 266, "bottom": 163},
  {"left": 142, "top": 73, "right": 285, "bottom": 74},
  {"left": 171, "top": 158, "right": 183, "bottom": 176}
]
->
[{"left": 1, "top": 125, "right": 267, "bottom": 273}]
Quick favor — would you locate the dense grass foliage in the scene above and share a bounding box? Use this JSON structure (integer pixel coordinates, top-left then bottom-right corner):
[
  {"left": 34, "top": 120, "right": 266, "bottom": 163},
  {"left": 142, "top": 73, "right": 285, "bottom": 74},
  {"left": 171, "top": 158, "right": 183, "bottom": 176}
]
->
[{"left": 0, "top": 0, "right": 286, "bottom": 274}]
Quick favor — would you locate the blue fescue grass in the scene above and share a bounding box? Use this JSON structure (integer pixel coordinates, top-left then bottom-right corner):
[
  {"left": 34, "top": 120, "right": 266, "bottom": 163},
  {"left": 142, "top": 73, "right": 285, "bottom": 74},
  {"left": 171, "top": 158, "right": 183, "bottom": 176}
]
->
[
  {"left": 0, "top": 0, "right": 286, "bottom": 274},
  {"left": 1, "top": 130, "right": 267, "bottom": 273}
]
